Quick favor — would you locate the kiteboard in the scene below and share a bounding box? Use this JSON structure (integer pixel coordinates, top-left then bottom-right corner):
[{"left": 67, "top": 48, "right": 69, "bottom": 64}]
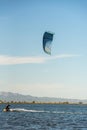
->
[{"left": 3, "top": 108, "right": 19, "bottom": 112}]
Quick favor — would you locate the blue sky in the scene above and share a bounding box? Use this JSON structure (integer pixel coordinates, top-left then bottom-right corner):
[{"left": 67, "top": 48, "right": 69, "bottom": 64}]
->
[{"left": 0, "top": 0, "right": 87, "bottom": 99}]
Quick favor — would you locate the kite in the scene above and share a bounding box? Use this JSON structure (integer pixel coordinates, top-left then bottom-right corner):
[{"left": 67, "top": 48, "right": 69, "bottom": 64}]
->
[{"left": 43, "top": 31, "right": 54, "bottom": 55}]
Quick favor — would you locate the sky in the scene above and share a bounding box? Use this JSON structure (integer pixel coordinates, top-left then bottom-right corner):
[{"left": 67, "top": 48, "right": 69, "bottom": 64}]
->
[{"left": 0, "top": 0, "right": 87, "bottom": 99}]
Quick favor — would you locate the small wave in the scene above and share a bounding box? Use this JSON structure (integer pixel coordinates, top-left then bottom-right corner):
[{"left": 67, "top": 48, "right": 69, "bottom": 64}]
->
[{"left": 52, "top": 111, "right": 87, "bottom": 115}]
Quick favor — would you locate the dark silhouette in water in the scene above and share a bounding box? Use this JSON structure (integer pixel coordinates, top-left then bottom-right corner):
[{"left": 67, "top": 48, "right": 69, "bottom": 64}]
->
[{"left": 5, "top": 104, "right": 10, "bottom": 111}]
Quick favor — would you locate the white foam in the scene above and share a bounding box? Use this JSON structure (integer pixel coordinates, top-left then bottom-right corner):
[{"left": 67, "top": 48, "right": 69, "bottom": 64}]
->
[{"left": 10, "top": 108, "right": 49, "bottom": 113}]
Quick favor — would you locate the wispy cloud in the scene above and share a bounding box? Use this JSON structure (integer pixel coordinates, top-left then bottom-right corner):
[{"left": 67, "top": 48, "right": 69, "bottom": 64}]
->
[
  {"left": 0, "top": 54, "right": 80, "bottom": 65},
  {"left": 0, "top": 55, "right": 45, "bottom": 65},
  {"left": 47, "top": 54, "right": 81, "bottom": 60}
]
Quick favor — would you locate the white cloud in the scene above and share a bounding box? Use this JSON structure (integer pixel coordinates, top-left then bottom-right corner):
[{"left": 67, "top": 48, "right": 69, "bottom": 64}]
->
[
  {"left": 46, "top": 54, "right": 81, "bottom": 60},
  {"left": 0, "top": 54, "right": 80, "bottom": 65},
  {"left": 0, "top": 55, "right": 45, "bottom": 65},
  {"left": 53, "top": 54, "right": 80, "bottom": 58}
]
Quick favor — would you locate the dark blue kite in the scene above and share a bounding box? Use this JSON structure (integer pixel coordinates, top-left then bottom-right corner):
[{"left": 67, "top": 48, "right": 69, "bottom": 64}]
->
[{"left": 43, "top": 31, "right": 54, "bottom": 55}]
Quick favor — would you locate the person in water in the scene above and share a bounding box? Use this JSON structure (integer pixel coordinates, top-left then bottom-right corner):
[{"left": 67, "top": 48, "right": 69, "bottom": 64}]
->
[{"left": 5, "top": 104, "right": 10, "bottom": 111}]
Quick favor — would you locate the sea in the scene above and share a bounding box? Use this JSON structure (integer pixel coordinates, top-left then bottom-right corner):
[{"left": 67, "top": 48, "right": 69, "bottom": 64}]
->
[{"left": 0, "top": 104, "right": 87, "bottom": 130}]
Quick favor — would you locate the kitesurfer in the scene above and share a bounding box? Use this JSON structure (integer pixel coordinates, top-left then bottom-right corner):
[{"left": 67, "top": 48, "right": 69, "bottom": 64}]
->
[{"left": 5, "top": 104, "right": 10, "bottom": 111}]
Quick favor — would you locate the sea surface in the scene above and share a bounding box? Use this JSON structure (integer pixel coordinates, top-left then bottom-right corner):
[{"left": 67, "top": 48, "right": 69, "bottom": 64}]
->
[{"left": 0, "top": 104, "right": 87, "bottom": 130}]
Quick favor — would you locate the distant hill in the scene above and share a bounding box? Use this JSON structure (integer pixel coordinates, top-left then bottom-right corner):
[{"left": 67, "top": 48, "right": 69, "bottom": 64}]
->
[{"left": 0, "top": 92, "right": 87, "bottom": 103}]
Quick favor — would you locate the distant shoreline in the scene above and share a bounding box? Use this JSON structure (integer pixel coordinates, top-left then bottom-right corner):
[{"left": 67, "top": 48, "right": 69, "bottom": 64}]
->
[
  {"left": 0, "top": 101, "right": 86, "bottom": 105},
  {"left": 1, "top": 92, "right": 87, "bottom": 104}
]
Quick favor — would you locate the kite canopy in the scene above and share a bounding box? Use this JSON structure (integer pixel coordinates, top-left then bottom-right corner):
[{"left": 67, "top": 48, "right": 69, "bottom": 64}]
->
[{"left": 43, "top": 31, "right": 54, "bottom": 55}]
